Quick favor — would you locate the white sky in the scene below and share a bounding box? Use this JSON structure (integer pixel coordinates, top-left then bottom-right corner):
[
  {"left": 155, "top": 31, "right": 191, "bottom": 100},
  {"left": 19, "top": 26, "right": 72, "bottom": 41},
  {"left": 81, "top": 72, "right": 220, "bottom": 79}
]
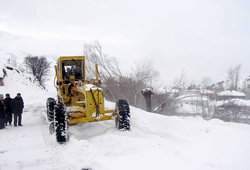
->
[{"left": 0, "top": 0, "right": 250, "bottom": 84}]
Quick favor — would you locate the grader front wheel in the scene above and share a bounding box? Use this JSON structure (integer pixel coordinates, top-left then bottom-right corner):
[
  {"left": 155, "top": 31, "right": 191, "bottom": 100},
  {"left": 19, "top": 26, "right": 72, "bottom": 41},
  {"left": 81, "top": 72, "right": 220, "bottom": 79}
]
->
[
  {"left": 115, "top": 99, "right": 130, "bottom": 130},
  {"left": 55, "top": 102, "right": 68, "bottom": 143},
  {"left": 46, "top": 98, "right": 56, "bottom": 122}
]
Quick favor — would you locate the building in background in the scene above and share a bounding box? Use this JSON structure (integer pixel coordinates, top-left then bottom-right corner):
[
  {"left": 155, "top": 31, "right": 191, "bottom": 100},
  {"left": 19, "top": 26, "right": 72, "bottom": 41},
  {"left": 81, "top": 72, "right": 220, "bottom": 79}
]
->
[{"left": 217, "top": 90, "right": 246, "bottom": 101}]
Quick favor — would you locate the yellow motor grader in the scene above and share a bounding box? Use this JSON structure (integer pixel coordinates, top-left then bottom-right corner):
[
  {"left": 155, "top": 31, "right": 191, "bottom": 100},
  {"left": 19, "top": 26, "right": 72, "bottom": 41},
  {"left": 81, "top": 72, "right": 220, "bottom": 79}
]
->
[{"left": 46, "top": 56, "right": 130, "bottom": 143}]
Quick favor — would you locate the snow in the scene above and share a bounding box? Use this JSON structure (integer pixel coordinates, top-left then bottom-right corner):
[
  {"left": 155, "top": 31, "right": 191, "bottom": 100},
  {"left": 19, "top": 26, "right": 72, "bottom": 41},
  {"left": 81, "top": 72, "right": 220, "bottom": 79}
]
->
[
  {"left": 0, "top": 64, "right": 53, "bottom": 104},
  {"left": 200, "top": 90, "right": 215, "bottom": 94},
  {"left": 141, "top": 88, "right": 153, "bottom": 93},
  {"left": 177, "top": 103, "right": 198, "bottom": 114},
  {"left": 1, "top": 101, "right": 250, "bottom": 170},
  {"left": 181, "top": 95, "right": 209, "bottom": 102},
  {"left": 1, "top": 63, "right": 250, "bottom": 170},
  {"left": 216, "top": 99, "right": 250, "bottom": 107},
  {"left": 83, "top": 84, "right": 101, "bottom": 91},
  {"left": 217, "top": 90, "right": 246, "bottom": 97}
]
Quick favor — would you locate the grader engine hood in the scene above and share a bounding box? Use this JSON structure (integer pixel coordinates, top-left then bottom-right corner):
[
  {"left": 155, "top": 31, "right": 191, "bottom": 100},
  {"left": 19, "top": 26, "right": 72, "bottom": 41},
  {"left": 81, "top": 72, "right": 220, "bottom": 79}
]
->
[
  {"left": 66, "top": 83, "right": 113, "bottom": 125},
  {"left": 78, "top": 84, "right": 105, "bottom": 116}
]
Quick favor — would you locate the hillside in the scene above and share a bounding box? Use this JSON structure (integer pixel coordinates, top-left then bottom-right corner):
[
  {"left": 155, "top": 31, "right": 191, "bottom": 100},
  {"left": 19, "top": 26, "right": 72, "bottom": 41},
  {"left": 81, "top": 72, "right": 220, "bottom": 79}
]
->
[
  {"left": 0, "top": 64, "right": 52, "bottom": 104},
  {"left": 0, "top": 65, "right": 250, "bottom": 170}
]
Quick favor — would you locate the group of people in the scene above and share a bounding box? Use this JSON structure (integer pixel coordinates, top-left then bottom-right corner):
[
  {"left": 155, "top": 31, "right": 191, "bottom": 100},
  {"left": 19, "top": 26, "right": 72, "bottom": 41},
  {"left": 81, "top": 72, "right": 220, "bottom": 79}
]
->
[{"left": 0, "top": 93, "right": 24, "bottom": 129}]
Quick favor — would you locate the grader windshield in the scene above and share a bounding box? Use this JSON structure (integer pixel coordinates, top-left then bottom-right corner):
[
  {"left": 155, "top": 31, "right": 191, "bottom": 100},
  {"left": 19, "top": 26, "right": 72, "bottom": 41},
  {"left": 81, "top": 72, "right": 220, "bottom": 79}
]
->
[{"left": 61, "top": 59, "right": 85, "bottom": 80}]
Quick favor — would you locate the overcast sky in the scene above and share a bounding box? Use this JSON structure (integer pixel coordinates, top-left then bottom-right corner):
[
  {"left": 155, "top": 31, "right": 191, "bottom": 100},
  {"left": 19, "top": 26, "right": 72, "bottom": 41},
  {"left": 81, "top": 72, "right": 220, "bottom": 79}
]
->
[{"left": 0, "top": 0, "right": 250, "bottom": 84}]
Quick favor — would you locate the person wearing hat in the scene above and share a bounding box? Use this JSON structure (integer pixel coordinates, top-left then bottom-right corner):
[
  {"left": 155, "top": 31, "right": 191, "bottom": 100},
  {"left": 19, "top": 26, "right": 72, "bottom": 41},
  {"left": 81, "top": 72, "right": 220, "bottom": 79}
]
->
[
  {"left": 11, "top": 93, "right": 24, "bottom": 127},
  {"left": 0, "top": 94, "right": 5, "bottom": 129},
  {"left": 4, "top": 93, "right": 13, "bottom": 125}
]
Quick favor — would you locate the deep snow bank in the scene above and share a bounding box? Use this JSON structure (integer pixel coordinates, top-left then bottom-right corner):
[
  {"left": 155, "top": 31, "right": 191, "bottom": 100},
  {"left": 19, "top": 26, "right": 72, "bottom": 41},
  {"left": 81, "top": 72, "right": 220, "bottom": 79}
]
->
[{"left": 1, "top": 101, "right": 250, "bottom": 170}]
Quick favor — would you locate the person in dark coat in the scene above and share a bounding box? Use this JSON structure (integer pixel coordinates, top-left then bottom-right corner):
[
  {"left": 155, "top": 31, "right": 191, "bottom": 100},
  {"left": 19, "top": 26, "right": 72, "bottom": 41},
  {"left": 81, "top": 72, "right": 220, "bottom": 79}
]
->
[
  {"left": 0, "top": 94, "right": 5, "bottom": 129},
  {"left": 4, "top": 93, "right": 13, "bottom": 125},
  {"left": 3, "top": 68, "right": 7, "bottom": 77},
  {"left": 11, "top": 93, "right": 24, "bottom": 127}
]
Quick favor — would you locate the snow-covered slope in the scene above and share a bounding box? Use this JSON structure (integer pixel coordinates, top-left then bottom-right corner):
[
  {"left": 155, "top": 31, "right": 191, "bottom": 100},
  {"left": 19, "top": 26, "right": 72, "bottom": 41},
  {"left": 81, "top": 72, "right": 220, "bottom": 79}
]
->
[
  {"left": 1, "top": 65, "right": 250, "bottom": 170},
  {"left": 0, "top": 64, "right": 53, "bottom": 104}
]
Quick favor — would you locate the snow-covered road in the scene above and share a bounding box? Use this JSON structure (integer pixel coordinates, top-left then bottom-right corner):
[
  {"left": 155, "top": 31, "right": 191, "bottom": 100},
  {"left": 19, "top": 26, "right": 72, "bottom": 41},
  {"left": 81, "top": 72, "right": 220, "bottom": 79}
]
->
[
  {"left": 1, "top": 101, "right": 250, "bottom": 170},
  {"left": 1, "top": 56, "right": 249, "bottom": 170}
]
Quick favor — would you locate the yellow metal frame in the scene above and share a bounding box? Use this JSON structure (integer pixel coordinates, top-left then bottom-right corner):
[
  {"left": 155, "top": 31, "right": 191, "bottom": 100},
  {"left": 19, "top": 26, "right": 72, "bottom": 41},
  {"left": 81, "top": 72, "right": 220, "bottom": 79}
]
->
[{"left": 55, "top": 56, "right": 114, "bottom": 125}]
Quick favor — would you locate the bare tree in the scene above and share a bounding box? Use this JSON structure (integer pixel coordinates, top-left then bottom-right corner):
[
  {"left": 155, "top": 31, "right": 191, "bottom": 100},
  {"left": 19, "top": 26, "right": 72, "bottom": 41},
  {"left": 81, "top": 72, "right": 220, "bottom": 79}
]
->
[
  {"left": 130, "top": 61, "right": 159, "bottom": 107},
  {"left": 24, "top": 55, "right": 51, "bottom": 86},
  {"left": 7, "top": 54, "right": 17, "bottom": 67},
  {"left": 103, "top": 62, "right": 159, "bottom": 108},
  {"left": 227, "top": 65, "right": 241, "bottom": 90},
  {"left": 201, "top": 77, "right": 212, "bottom": 90},
  {"left": 242, "top": 76, "right": 250, "bottom": 99},
  {"left": 132, "top": 61, "right": 159, "bottom": 86},
  {"left": 194, "top": 94, "right": 214, "bottom": 120},
  {"left": 83, "top": 41, "right": 122, "bottom": 78},
  {"left": 83, "top": 41, "right": 160, "bottom": 110},
  {"left": 153, "top": 72, "right": 187, "bottom": 115},
  {"left": 83, "top": 41, "right": 123, "bottom": 101},
  {"left": 215, "top": 101, "right": 242, "bottom": 122}
]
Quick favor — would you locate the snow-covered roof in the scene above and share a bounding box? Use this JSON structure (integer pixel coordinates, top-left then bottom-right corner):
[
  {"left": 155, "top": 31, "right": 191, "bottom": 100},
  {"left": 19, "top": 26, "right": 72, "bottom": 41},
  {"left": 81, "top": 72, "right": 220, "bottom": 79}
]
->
[
  {"left": 200, "top": 90, "right": 215, "bottom": 94},
  {"left": 158, "top": 87, "right": 180, "bottom": 94},
  {"left": 180, "top": 95, "right": 209, "bottom": 102},
  {"left": 217, "top": 90, "right": 246, "bottom": 97},
  {"left": 183, "top": 89, "right": 200, "bottom": 94},
  {"left": 178, "top": 94, "right": 196, "bottom": 100},
  {"left": 216, "top": 99, "right": 250, "bottom": 107}
]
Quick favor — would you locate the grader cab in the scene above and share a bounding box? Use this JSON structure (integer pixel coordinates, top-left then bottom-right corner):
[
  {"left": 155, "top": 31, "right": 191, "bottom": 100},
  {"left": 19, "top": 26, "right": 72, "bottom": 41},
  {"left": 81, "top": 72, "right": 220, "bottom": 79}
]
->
[{"left": 46, "top": 56, "right": 130, "bottom": 143}]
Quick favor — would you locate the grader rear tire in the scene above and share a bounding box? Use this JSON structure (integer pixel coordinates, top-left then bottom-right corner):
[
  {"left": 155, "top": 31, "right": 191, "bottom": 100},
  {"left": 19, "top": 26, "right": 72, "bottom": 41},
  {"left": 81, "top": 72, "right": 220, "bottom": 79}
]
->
[
  {"left": 115, "top": 99, "right": 130, "bottom": 130},
  {"left": 55, "top": 102, "right": 68, "bottom": 143}
]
